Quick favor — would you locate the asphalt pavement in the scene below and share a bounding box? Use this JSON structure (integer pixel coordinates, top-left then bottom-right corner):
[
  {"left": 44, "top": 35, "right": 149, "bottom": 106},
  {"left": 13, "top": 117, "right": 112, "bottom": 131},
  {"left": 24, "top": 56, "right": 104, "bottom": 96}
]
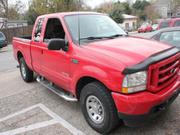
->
[{"left": 0, "top": 40, "right": 179, "bottom": 135}]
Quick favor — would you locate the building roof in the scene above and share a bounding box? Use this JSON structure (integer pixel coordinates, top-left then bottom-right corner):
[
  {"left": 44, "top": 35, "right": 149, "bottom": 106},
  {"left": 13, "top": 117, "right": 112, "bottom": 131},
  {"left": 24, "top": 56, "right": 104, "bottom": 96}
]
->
[
  {"left": 8, "top": 20, "right": 28, "bottom": 23},
  {"left": 122, "top": 14, "right": 138, "bottom": 19}
]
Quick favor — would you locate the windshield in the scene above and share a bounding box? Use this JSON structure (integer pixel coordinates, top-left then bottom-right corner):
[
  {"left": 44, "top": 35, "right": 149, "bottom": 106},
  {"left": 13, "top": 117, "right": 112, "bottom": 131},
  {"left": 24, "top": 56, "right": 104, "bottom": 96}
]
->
[
  {"left": 64, "top": 14, "right": 127, "bottom": 44},
  {"left": 0, "top": 32, "right": 5, "bottom": 40}
]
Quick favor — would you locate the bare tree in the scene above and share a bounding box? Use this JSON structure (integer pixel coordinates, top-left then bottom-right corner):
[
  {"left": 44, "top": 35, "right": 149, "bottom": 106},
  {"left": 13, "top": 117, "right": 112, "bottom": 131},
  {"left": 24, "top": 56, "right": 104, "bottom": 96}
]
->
[
  {"left": 0, "top": 0, "right": 8, "bottom": 18},
  {"left": 8, "top": 0, "right": 24, "bottom": 19},
  {"left": 172, "top": 0, "right": 180, "bottom": 15}
]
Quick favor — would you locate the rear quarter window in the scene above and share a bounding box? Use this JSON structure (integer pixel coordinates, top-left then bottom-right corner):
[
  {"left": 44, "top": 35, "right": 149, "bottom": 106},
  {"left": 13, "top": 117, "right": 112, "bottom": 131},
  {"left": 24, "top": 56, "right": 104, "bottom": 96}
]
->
[{"left": 34, "top": 18, "right": 44, "bottom": 42}]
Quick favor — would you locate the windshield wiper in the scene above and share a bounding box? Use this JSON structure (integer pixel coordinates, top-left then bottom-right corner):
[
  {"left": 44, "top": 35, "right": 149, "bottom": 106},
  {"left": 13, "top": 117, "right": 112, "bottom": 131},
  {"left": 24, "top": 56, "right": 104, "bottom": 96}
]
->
[
  {"left": 105, "top": 34, "right": 127, "bottom": 39},
  {"left": 80, "top": 36, "right": 106, "bottom": 41},
  {"left": 80, "top": 34, "right": 127, "bottom": 41}
]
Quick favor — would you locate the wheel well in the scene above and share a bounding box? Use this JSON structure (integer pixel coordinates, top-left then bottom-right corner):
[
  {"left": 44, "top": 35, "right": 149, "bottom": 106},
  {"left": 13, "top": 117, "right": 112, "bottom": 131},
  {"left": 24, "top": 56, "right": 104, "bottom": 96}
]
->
[
  {"left": 17, "top": 51, "right": 23, "bottom": 62},
  {"left": 76, "top": 77, "right": 103, "bottom": 100}
]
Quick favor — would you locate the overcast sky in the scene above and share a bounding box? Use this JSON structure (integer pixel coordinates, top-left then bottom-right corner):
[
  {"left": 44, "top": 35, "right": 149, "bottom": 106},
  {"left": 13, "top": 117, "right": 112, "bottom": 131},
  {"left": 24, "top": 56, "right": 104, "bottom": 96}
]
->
[{"left": 10, "top": 0, "right": 136, "bottom": 10}]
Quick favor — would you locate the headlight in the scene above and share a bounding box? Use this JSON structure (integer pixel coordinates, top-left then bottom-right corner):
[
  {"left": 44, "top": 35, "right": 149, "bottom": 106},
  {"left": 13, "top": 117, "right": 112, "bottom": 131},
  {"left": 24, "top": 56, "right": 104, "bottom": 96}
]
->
[{"left": 122, "top": 71, "right": 147, "bottom": 94}]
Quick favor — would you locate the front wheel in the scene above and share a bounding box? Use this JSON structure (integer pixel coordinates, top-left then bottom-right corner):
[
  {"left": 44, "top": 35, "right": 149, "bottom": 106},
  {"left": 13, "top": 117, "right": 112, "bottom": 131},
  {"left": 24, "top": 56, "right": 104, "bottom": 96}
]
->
[
  {"left": 19, "top": 57, "right": 34, "bottom": 82},
  {"left": 80, "top": 82, "right": 119, "bottom": 134}
]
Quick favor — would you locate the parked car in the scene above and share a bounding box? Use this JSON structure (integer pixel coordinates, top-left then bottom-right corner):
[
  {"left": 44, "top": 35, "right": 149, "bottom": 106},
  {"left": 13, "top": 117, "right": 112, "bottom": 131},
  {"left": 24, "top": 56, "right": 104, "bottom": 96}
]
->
[
  {"left": 158, "top": 18, "right": 180, "bottom": 29},
  {"left": 138, "top": 23, "right": 152, "bottom": 33},
  {"left": 151, "top": 27, "right": 180, "bottom": 49},
  {"left": 0, "top": 32, "right": 7, "bottom": 49},
  {"left": 13, "top": 12, "right": 180, "bottom": 134}
]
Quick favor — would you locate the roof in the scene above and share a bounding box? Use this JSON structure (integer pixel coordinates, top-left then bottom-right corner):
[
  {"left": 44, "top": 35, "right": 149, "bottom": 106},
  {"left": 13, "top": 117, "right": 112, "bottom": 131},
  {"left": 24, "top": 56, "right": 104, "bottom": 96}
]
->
[
  {"left": 122, "top": 14, "right": 138, "bottom": 19},
  {"left": 148, "top": 27, "right": 180, "bottom": 38},
  {"left": 39, "top": 12, "right": 102, "bottom": 18},
  {"left": 133, "top": 27, "right": 180, "bottom": 39},
  {"left": 156, "top": 27, "right": 180, "bottom": 33}
]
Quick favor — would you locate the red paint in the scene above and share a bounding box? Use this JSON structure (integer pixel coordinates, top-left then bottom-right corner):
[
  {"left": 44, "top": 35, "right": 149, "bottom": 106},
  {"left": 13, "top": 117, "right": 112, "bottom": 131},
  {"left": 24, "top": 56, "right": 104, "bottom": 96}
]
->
[{"left": 13, "top": 12, "right": 180, "bottom": 116}]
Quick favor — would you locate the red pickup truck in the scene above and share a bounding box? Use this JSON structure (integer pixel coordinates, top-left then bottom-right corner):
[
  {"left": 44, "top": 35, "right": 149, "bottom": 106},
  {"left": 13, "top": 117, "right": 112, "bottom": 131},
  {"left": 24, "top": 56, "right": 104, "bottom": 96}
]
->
[{"left": 13, "top": 12, "right": 180, "bottom": 134}]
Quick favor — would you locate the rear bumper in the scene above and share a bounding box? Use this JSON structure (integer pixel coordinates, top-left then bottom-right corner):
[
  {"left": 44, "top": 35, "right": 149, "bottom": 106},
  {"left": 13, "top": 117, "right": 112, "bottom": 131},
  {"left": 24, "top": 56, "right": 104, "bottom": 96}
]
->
[
  {"left": 0, "top": 42, "right": 7, "bottom": 48},
  {"left": 111, "top": 80, "right": 180, "bottom": 126}
]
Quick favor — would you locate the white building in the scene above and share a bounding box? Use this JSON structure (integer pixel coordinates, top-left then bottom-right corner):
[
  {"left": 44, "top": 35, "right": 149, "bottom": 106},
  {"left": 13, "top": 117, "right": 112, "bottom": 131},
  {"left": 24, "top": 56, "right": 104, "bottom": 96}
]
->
[
  {"left": 153, "top": 0, "right": 172, "bottom": 18},
  {"left": 120, "top": 14, "right": 138, "bottom": 31},
  {"left": 7, "top": 20, "right": 28, "bottom": 28},
  {"left": 0, "top": 18, "right": 28, "bottom": 29},
  {"left": 153, "top": 0, "right": 180, "bottom": 18}
]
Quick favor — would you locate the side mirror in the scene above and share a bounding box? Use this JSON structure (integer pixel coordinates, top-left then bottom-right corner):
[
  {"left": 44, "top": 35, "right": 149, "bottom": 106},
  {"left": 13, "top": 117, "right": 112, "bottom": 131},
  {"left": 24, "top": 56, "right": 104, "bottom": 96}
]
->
[
  {"left": 125, "top": 31, "right": 129, "bottom": 35},
  {"left": 48, "top": 39, "right": 68, "bottom": 51}
]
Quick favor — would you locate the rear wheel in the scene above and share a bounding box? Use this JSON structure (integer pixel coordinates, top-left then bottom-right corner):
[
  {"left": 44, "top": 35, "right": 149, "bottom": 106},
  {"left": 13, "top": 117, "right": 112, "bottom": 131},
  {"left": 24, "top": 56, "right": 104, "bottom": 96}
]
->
[
  {"left": 80, "top": 82, "right": 119, "bottom": 134},
  {"left": 19, "top": 57, "right": 34, "bottom": 82}
]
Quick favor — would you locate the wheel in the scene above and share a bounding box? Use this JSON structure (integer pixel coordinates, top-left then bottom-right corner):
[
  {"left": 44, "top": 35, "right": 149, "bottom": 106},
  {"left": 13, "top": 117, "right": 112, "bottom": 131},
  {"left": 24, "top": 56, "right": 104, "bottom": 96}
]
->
[
  {"left": 80, "top": 82, "right": 119, "bottom": 134},
  {"left": 19, "top": 57, "right": 34, "bottom": 82}
]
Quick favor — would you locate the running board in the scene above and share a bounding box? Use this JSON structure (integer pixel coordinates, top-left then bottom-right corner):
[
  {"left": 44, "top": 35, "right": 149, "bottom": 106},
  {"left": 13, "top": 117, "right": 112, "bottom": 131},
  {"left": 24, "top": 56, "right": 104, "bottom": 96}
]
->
[{"left": 36, "top": 76, "right": 77, "bottom": 102}]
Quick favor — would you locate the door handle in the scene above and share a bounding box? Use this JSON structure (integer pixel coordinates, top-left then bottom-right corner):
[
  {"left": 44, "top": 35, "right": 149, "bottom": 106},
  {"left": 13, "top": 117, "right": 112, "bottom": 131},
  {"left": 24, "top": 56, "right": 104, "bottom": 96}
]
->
[{"left": 41, "top": 49, "right": 43, "bottom": 54}]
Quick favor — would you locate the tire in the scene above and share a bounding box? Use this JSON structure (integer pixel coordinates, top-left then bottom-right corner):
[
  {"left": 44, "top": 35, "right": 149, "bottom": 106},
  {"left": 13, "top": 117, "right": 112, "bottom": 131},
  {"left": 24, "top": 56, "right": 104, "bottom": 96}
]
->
[
  {"left": 80, "top": 82, "right": 119, "bottom": 134},
  {"left": 19, "top": 57, "right": 34, "bottom": 82}
]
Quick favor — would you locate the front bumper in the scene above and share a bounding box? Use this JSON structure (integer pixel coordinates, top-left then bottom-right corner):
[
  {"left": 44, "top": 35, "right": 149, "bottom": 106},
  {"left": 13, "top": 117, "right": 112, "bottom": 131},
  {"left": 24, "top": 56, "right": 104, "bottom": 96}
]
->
[
  {"left": 111, "top": 81, "right": 180, "bottom": 126},
  {"left": 118, "top": 89, "right": 179, "bottom": 127}
]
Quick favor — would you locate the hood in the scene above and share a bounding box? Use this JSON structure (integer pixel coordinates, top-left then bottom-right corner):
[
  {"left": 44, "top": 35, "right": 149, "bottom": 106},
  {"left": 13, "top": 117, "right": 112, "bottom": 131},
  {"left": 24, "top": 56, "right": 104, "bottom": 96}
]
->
[{"left": 83, "top": 37, "right": 171, "bottom": 68}]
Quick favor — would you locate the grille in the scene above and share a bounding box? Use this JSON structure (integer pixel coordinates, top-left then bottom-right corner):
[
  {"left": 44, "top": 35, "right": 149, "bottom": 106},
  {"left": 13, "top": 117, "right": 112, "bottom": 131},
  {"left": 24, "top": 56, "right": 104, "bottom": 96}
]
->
[{"left": 148, "top": 53, "right": 180, "bottom": 93}]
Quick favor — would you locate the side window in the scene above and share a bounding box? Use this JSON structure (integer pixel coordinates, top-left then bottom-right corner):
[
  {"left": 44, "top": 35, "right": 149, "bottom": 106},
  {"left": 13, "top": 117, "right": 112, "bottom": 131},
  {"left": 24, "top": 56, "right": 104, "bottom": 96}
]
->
[
  {"left": 160, "top": 21, "right": 169, "bottom": 29},
  {"left": 174, "top": 20, "right": 180, "bottom": 27},
  {"left": 44, "top": 18, "right": 65, "bottom": 43},
  {"left": 34, "top": 18, "right": 44, "bottom": 42}
]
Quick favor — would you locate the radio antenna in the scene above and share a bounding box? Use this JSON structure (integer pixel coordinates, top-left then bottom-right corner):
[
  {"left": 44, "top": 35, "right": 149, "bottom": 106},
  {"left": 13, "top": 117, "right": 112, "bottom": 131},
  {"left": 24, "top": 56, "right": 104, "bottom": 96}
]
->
[{"left": 78, "top": 0, "right": 81, "bottom": 45}]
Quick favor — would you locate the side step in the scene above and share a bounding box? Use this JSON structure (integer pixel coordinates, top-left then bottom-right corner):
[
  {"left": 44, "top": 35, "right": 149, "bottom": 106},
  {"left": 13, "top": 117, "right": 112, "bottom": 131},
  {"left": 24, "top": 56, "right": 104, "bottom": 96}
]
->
[{"left": 36, "top": 76, "right": 78, "bottom": 102}]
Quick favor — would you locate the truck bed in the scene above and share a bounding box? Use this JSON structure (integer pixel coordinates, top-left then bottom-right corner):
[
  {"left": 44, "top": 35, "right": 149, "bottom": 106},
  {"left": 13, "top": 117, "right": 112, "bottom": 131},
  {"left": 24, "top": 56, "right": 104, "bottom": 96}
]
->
[{"left": 12, "top": 36, "right": 33, "bottom": 70}]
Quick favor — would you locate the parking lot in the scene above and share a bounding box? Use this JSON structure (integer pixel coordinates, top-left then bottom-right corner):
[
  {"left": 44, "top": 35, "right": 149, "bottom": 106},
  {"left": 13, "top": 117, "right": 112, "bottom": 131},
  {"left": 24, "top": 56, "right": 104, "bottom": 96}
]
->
[{"left": 0, "top": 34, "right": 179, "bottom": 135}]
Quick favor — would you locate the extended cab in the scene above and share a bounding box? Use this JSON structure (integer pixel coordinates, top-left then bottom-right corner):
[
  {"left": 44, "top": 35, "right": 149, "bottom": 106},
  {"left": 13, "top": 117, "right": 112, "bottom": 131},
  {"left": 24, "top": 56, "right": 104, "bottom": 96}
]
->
[{"left": 13, "top": 12, "right": 180, "bottom": 134}]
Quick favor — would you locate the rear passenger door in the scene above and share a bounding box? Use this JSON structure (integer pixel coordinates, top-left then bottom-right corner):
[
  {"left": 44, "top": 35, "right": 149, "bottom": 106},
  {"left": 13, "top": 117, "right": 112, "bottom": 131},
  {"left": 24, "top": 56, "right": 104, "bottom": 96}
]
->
[{"left": 31, "top": 18, "right": 45, "bottom": 74}]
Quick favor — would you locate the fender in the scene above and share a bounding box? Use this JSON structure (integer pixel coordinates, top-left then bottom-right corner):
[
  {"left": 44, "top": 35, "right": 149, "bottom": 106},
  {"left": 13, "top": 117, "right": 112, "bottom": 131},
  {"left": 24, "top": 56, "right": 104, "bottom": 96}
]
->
[
  {"left": 71, "top": 65, "right": 123, "bottom": 95},
  {"left": 15, "top": 41, "right": 33, "bottom": 70}
]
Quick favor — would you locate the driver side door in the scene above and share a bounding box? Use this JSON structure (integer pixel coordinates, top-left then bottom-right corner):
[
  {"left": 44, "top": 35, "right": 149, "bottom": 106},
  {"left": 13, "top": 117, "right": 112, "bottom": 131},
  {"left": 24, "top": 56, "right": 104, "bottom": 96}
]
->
[{"left": 41, "top": 17, "right": 72, "bottom": 90}]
